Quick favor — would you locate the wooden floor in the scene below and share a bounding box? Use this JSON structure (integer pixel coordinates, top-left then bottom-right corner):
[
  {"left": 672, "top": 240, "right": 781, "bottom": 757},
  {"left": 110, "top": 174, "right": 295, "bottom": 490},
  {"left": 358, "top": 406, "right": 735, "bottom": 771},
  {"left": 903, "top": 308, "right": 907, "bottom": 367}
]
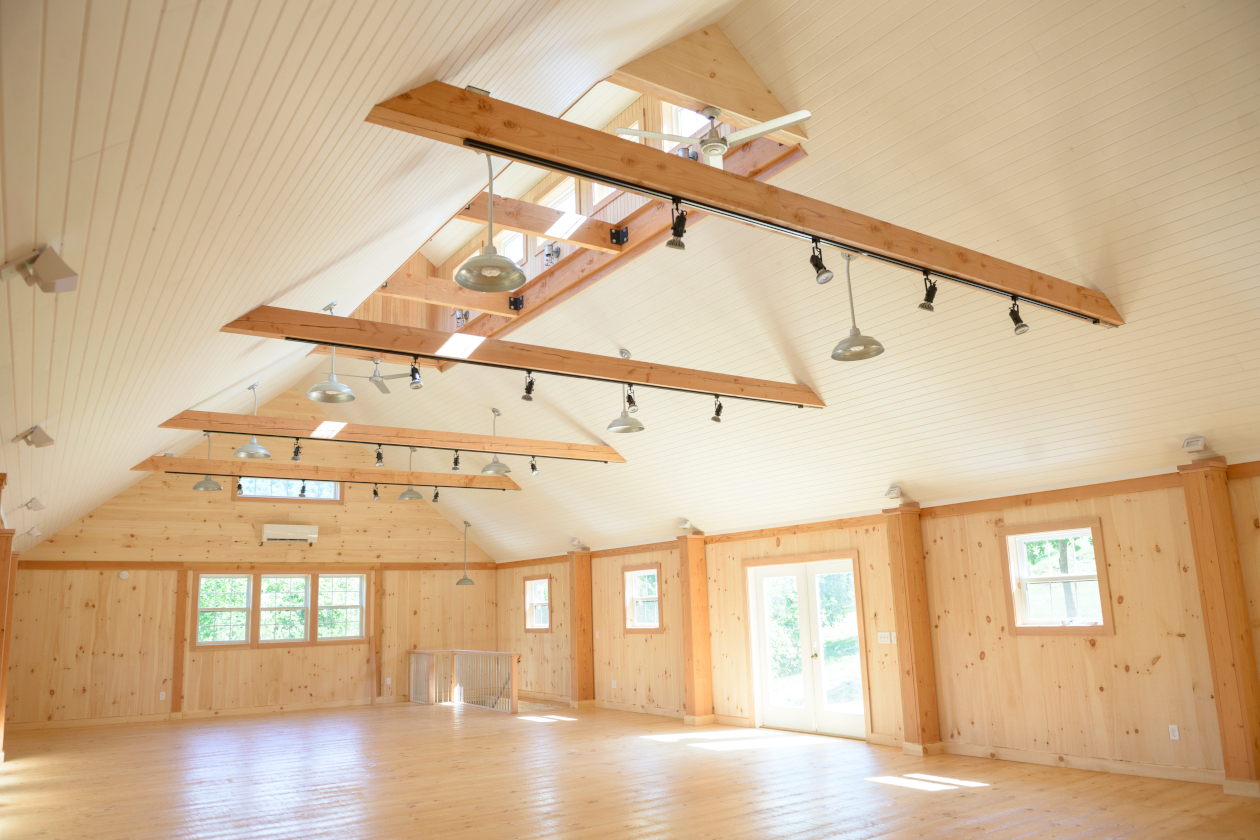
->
[{"left": 6, "top": 705, "right": 1259, "bottom": 839}]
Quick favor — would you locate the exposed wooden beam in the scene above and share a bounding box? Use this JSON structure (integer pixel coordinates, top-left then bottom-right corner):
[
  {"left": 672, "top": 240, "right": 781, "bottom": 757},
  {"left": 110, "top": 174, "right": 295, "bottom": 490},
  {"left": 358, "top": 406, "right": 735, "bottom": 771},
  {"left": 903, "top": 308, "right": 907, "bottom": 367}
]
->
[
  {"left": 377, "top": 273, "right": 518, "bottom": 318},
  {"left": 132, "top": 456, "right": 520, "bottom": 491},
  {"left": 607, "top": 25, "right": 808, "bottom": 144},
  {"left": 222, "top": 305, "right": 825, "bottom": 407},
  {"left": 160, "top": 410, "right": 625, "bottom": 464},
  {"left": 367, "top": 82, "right": 1123, "bottom": 326},
  {"left": 456, "top": 192, "right": 623, "bottom": 254},
  {"left": 309, "top": 345, "right": 440, "bottom": 369},
  {"left": 455, "top": 139, "right": 803, "bottom": 345}
]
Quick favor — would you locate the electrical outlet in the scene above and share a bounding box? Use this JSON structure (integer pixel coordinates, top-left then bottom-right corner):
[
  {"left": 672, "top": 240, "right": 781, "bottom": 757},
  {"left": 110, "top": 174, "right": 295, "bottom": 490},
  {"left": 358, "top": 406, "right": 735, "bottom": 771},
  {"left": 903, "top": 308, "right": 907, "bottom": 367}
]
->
[
  {"left": 611, "top": 679, "right": 617, "bottom": 689},
  {"left": 892, "top": 632, "right": 897, "bottom": 644},
  {"left": 385, "top": 677, "right": 391, "bottom": 686},
  {"left": 595, "top": 630, "right": 599, "bottom": 639},
  {"left": 1169, "top": 724, "right": 1180, "bottom": 741},
  {"left": 160, "top": 691, "right": 166, "bottom": 700},
  {"left": 877, "top": 632, "right": 891, "bottom": 644}
]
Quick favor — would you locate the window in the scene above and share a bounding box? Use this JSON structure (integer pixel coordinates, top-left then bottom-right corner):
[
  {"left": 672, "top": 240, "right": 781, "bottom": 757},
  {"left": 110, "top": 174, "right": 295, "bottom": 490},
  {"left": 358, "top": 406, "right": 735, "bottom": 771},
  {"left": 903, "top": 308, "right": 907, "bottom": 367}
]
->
[
  {"left": 661, "top": 105, "right": 709, "bottom": 152},
  {"left": 190, "top": 571, "right": 369, "bottom": 649},
  {"left": 197, "top": 575, "right": 252, "bottom": 644},
  {"left": 998, "top": 518, "right": 1114, "bottom": 636},
  {"left": 260, "top": 575, "right": 308, "bottom": 642},
  {"left": 542, "top": 179, "right": 576, "bottom": 215},
  {"left": 591, "top": 180, "right": 616, "bottom": 208},
  {"left": 624, "top": 564, "right": 662, "bottom": 632},
  {"left": 318, "top": 575, "right": 366, "bottom": 639},
  {"left": 524, "top": 575, "right": 551, "bottom": 632},
  {"left": 496, "top": 230, "right": 525, "bottom": 265},
  {"left": 235, "top": 477, "right": 340, "bottom": 502},
  {"left": 618, "top": 120, "right": 641, "bottom": 144}
]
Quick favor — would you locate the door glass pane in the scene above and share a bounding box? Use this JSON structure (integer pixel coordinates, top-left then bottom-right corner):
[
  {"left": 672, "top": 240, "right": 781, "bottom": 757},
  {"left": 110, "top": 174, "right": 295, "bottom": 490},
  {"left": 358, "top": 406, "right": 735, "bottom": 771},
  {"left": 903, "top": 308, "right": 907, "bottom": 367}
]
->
[
  {"left": 763, "top": 575, "right": 804, "bottom": 708},
  {"left": 816, "top": 572, "right": 862, "bottom": 714}
]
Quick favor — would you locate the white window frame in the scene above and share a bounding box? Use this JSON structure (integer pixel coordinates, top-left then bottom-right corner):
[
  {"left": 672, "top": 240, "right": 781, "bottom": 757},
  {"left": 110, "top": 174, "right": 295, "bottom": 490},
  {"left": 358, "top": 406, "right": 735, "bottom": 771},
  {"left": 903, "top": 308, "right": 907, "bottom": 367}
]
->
[
  {"left": 997, "top": 518, "right": 1114, "bottom": 636},
  {"left": 623, "top": 564, "right": 662, "bottom": 633},
  {"left": 233, "top": 477, "right": 342, "bottom": 503},
  {"left": 194, "top": 574, "right": 253, "bottom": 647},
  {"left": 524, "top": 574, "right": 551, "bottom": 632},
  {"left": 317, "top": 574, "right": 367, "bottom": 640},
  {"left": 258, "top": 574, "right": 310, "bottom": 643},
  {"left": 495, "top": 229, "right": 525, "bottom": 265}
]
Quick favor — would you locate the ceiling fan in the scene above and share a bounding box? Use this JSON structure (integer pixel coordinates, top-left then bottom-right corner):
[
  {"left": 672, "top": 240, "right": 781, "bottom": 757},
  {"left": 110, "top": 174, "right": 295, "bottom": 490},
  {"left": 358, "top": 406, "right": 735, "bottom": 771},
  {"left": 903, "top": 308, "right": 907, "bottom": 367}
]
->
[
  {"left": 341, "top": 359, "right": 413, "bottom": 394},
  {"left": 614, "top": 106, "right": 811, "bottom": 170}
]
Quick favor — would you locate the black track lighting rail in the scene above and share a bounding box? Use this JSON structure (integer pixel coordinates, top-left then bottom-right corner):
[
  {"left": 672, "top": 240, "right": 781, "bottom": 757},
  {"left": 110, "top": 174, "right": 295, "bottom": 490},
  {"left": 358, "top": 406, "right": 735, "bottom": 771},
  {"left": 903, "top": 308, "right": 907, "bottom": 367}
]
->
[
  {"left": 462, "top": 138, "right": 1104, "bottom": 326},
  {"left": 156, "top": 468, "right": 509, "bottom": 491}
]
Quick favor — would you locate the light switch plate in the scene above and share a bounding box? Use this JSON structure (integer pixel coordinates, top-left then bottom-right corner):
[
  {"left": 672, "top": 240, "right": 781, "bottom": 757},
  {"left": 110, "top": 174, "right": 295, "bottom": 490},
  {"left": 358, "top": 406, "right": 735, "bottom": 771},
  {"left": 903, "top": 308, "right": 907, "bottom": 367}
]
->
[
  {"left": 160, "top": 691, "right": 166, "bottom": 700},
  {"left": 611, "top": 679, "right": 617, "bottom": 689},
  {"left": 877, "top": 631, "right": 891, "bottom": 644},
  {"left": 386, "top": 677, "right": 391, "bottom": 686},
  {"left": 1169, "top": 724, "right": 1180, "bottom": 741}
]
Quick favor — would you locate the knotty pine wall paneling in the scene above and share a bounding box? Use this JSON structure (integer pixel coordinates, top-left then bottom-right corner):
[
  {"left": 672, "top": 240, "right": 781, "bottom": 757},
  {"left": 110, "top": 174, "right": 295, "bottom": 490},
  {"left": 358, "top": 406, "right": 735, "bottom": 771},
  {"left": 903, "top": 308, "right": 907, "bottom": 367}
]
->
[{"left": 496, "top": 561, "right": 571, "bottom": 703}]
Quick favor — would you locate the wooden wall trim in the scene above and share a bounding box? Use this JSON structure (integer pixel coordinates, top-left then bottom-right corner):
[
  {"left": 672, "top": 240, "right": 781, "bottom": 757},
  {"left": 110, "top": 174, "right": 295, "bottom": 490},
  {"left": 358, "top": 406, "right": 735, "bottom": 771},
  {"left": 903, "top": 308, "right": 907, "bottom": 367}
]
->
[
  {"left": 18, "top": 560, "right": 498, "bottom": 572},
  {"left": 1227, "top": 460, "right": 1260, "bottom": 480},
  {"left": 740, "top": 549, "right": 859, "bottom": 568},
  {"left": 569, "top": 551, "right": 595, "bottom": 703},
  {"left": 919, "top": 473, "right": 1184, "bottom": 519},
  {"left": 704, "top": 515, "right": 884, "bottom": 544},
  {"left": 592, "top": 541, "right": 677, "bottom": 558},
  {"left": 171, "top": 571, "right": 188, "bottom": 714},
  {"left": 678, "top": 536, "right": 713, "bottom": 723},
  {"left": 495, "top": 555, "right": 569, "bottom": 570},
  {"left": 884, "top": 503, "right": 942, "bottom": 752},
  {"left": 0, "top": 539, "right": 17, "bottom": 760}
]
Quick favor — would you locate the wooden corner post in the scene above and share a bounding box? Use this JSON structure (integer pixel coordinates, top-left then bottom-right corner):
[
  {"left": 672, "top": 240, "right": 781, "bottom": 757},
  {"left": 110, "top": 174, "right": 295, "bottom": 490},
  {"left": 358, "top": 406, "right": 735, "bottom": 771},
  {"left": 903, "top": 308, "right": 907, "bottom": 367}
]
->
[
  {"left": 884, "top": 502, "right": 943, "bottom": 755},
  {"left": 678, "top": 535, "right": 715, "bottom": 725},
  {"left": 569, "top": 550, "right": 595, "bottom": 708},
  {"left": 0, "top": 534, "right": 16, "bottom": 762},
  {"left": 1179, "top": 458, "right": 1260, "bottom": 798}
]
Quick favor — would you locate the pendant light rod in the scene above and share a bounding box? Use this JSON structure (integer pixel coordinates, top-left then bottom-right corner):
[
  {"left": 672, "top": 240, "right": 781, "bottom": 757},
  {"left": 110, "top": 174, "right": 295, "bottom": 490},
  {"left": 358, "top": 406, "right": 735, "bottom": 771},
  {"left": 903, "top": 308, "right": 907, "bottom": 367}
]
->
[
  {"left": 461, "top": 138, "right": 1103, "bottom": 326},
  {"left": 486, "top": 154, "right": 495, "bottom": 242},
  {"left": 844, "top": 255, "right": 858, "bottom": 329}
]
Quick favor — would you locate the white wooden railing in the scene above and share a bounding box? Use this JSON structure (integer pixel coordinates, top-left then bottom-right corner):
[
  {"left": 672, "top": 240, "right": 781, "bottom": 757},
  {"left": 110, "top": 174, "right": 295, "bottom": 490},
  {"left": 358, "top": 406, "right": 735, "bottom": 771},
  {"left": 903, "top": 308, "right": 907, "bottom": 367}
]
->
[{"left": 409, "top": 649, "right": 520, "bottom": 714}]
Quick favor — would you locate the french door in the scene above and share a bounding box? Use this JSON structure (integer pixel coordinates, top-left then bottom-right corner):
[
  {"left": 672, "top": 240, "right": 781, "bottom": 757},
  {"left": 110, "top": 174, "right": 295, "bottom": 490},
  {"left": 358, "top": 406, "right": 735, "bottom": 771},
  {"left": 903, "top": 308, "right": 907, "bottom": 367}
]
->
[{"left": 751, "top": 559, "right": 865, "bottom": 738}]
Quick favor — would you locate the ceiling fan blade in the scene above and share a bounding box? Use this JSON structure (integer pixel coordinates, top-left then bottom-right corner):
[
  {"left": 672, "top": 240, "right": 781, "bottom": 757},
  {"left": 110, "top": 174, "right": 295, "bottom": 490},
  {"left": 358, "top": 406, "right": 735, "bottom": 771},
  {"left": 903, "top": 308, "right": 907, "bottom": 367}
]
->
[
  {"left": 372, "top": 379, "right": 390, "bottom": 394},
  {"left": 725, "top": 110, "right": 812, "bottom": 148},
  {"left": 379, "top": 373, "right": 411, "bottom": 380},
  {"left": 613, "top": 127, "right": 691, "bottom": 144}
]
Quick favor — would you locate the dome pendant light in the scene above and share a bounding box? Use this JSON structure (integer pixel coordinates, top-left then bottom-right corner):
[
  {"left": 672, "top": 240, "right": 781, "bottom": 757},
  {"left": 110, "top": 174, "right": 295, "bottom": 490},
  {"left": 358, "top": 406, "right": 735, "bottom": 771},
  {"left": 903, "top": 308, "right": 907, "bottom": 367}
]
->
[
  {"left": 454, "top": 155, "right": 528, "bottom": 293},
  {"left": 456, "top": 521, "right": 475, "bottom": 586},
  {"left": 234, "top": 383, "right": 272, "bottom": 458},
  {"left": 481, "top": 408, "right": 512, "bottom": 475},
  {"left": 398, "top": 447, "right": 424, "bottom": 500},
  {"left": 607, "top": 384, "right": 645, "bottom": 433},
  {"left": 306, "top": 304, "right": 356, "bottom": 403},
  {"left": 193, "top": 433, "right": 223, "bottom": 492},
  {"left": 831, "top": 254, "right": 885, "bottom": 361}
]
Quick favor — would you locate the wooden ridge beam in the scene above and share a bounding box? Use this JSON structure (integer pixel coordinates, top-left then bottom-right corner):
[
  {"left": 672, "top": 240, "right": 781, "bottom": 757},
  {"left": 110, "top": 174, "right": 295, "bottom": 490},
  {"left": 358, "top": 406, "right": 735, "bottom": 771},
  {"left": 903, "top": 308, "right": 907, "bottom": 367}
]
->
[
  {"left": 607, "top": 25, "right": 808, "bottom": 144},
  {"left": 160, "top": 410, "right": 625, "bottom": 463},
  {"left": 132, "top": 456, "right": 520, "bottom": 490},
  {"left": 367, "top": 82, "right": 1123, "bottom": 326},
  {"left": 222, "top": 305, "right": 825, "bottom": 407},
  {"left": 455, "top": 139, "right": 804, "bottom": 344},
  {"left": 377, "top": 273, "right": 518, "bottom": 318},
  {"left": 456, "top": 192, "right": 623, "bottom": 254}
]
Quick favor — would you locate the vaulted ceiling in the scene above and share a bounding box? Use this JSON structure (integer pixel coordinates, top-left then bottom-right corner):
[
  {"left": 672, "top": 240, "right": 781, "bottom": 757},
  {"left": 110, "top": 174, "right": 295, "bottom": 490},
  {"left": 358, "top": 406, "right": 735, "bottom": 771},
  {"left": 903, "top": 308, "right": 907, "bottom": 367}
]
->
[{"left": 4, "top": 0, "right": 1258, "bottom": 561}]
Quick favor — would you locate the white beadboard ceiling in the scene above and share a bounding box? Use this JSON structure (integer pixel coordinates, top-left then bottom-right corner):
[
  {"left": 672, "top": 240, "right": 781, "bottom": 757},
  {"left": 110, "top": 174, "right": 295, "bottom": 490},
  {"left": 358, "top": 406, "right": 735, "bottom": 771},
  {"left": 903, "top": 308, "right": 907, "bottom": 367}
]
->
[{"left": 4, "top": 0, "right": 1259, "bottom": 562}]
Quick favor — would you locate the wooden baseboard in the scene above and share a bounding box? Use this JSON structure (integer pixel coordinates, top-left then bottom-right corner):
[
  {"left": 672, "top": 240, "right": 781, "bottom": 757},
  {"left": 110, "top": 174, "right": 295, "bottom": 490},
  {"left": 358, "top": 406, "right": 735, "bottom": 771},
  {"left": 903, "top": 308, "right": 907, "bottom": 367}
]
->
[
  {"left": 684, "top": 714, "right": 716, "bottom": 726},
  {"left": 519, "top": 690, "right": 572, "bottom": 704},
  {"left": 903, "top": 741, "right": 945, "bottom": 756},
  {"left": 9, "top": 698, "right": 382, "bottom": 731},
  {"left": 1223, "top": 779, "right": 1260, "bottom": 798},
  {"left": 942, "top": 742, "right": 1226, "bottom": 785},
  {"left": 178, "top": 697, "right": 376, "bottom": 720},
  {"left": 7, "top": 712, "right": 174, "bottom": 731},
  {"left": 714, "top": 714, "right": 750, "bottom": 727},
  {"left": 595, "top": 699, "right": 683, "bottom": 719},
  {"left": 569, "top": 699, "right": 598, "bottom": 709},
  {"left": 866, "top": 732, "right": 901, "bottom": 747}
]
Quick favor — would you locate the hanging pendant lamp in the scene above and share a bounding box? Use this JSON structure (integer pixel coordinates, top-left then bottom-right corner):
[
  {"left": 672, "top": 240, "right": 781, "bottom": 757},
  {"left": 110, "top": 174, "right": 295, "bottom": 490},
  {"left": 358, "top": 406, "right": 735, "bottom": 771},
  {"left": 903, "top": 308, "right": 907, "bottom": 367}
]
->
[
  {"left": 456, "top": 521, "right": 475, "bottom": 586},
  {"left": 454, "top": 155, "right": 528, "bottom": 293},
  {"left": 398, "top": 447, "right": 424, "bottom": 500},
  {"left": 607, "top": 384, "right": 645, "bottom": 433},
  {"left": 193, "top": 433, "right": 223, "bottom": 491},
  {"left": 481, "top": 408, "right": 512, "bottom": 475},
  {"left": 234, "top": 383, "right": 271, "bottom": 458},
  {"left": 831, "top": 254, "right": 885, "bottom": 361},
  {"left": 307, "top": 303, "right": 356, "bottom": 403}
]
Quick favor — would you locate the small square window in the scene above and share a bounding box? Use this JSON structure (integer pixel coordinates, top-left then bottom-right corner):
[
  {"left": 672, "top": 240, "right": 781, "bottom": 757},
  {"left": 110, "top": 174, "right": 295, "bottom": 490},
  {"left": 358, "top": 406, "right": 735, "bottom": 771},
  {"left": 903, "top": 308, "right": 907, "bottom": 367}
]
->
[
  {"left": 999, "top": 519, "right": 1114, "bottom": 636},
  {"left": 525, "top": 575, "right": 551, "bottom": 632},
  {"left": 624, "top": 565, "right": 662, "bottom": 632},
  {"left": 496, "top": 230, "right": 525, "bottom": 264}
]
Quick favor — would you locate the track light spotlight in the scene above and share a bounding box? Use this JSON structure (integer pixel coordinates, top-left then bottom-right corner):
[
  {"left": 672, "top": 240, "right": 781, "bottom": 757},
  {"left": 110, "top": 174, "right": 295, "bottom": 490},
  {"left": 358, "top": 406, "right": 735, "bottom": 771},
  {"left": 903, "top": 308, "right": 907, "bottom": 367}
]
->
[
  {"left": 522, "top": 371, "right": 535, "bottom": 401},
  {"left": 237, "top": 479, "right": 243, "bottom": 494},
  {"left": 291, "top": 440, "right": 302, "bottom": 462},
  {"left": 299, "top": 481, "right": 307, "bottom": 499},
  {"left": 919, "top": 272, "right": 938, "bottom": 312},
  {"left": 809, "top": 239, "right": 833, "bottom": 284},
  {"left": 530, "top": 457, "right": 539, "bottom": 477},
  {"left": 372, "top": 484, "right": 380, "bottom": 502},
  {"left": 711, "top": 396, "right": 723, "bottom": 423},
  {"left": 626, "top": 384, "right": 638, "bottom": 414},
  {"left": 1009, "top": 296, "right": 1030, "bottom": 335},
  {"left": 666, "top": 201, "right": 687, "bottom": 250},
  {"left": 608, "top": 384, "right": 645, "bottom": 433},
  {"left": 375, "top": 446, "right": 384, "bottom": 467},
  {"left": 452, "top": 451, "right": 461, "bottom": 471},
  {"left": 432, "top": 487, "right": 440, "bottom": 503},
  {"left": 410, "top": 357, "right": 424, "bottom": 390}
]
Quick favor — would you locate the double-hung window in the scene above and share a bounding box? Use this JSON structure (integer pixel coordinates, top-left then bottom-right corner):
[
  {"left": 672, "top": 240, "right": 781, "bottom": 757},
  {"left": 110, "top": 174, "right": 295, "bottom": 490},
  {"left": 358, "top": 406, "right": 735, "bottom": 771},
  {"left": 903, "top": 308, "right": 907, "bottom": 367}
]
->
[
  {"left": 524, "top": 575, "right": 551, "bottom": 632},
  {"left": 318, "top": 575, "right": 366, "bottom": 639},
  {"left": 998, "top": 518, "right": 1114, "bottom": 635},
  {"left": 624, "top": 564, "right": 662, "bottom": 632},
  {"left": 260, "top": 575, "right": 309, "bottom": 642},
  {"left": 191, "top": 571, "right": 368, "bottom": 649},
  {"left": 196, "top": 575, "right": 252, "bottom": 644}
]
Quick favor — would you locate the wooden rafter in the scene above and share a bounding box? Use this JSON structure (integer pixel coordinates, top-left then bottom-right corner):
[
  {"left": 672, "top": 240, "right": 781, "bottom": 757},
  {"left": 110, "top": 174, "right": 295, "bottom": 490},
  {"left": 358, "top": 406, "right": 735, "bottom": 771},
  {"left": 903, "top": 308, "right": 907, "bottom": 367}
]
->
[
  {"left": 160, "top": 411, "right": 625, "bottom": 463},
  {"left": 132, "top": 456, "right": 520, "bottom": 490},
  {"left": 367, "top": 82, "right": 1123, "bottom": 326},
  {"left": 607, "top": 25, "right": 809, "bottom": 144},
  {"left": 456, "top": 192, "right": 623, "bottom": 254},
  {"left": 377, "top": 273, "right": 518, "bottom": 318},
  {"left": 221, "top": 305, "right": 825, "bottom": 407}
]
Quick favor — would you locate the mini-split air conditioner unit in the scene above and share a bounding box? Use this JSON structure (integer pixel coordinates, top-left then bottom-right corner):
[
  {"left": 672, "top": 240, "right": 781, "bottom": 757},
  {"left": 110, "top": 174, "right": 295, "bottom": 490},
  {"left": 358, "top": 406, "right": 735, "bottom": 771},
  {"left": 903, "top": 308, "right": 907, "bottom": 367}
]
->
[{"left": 260, "top": 524, "right": 318, "bottom": 546}]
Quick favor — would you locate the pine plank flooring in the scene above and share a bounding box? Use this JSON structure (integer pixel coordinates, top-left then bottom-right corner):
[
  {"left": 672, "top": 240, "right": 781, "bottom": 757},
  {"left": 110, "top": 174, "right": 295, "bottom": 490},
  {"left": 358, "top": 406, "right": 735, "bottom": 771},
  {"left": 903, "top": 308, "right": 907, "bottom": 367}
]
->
[{"left": 5, "top": 704, "right": 1259, "bottom": 839}]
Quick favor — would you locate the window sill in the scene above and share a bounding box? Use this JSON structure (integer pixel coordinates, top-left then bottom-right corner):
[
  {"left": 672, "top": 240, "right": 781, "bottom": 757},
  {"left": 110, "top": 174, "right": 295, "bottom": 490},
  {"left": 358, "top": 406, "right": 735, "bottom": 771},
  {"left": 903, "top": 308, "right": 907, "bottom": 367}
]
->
[
  {"left": 1009, "top": 623, "right": 1113, "bottom": 637},
  {"left": 625, "top": 626, "right": 665, "bottom": 635},
  {"left": 189, "top": 637, "right": 368, "bottom": 652},
  {"left": 524, "top": 627, "right": 552, "bottom": 634}
]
